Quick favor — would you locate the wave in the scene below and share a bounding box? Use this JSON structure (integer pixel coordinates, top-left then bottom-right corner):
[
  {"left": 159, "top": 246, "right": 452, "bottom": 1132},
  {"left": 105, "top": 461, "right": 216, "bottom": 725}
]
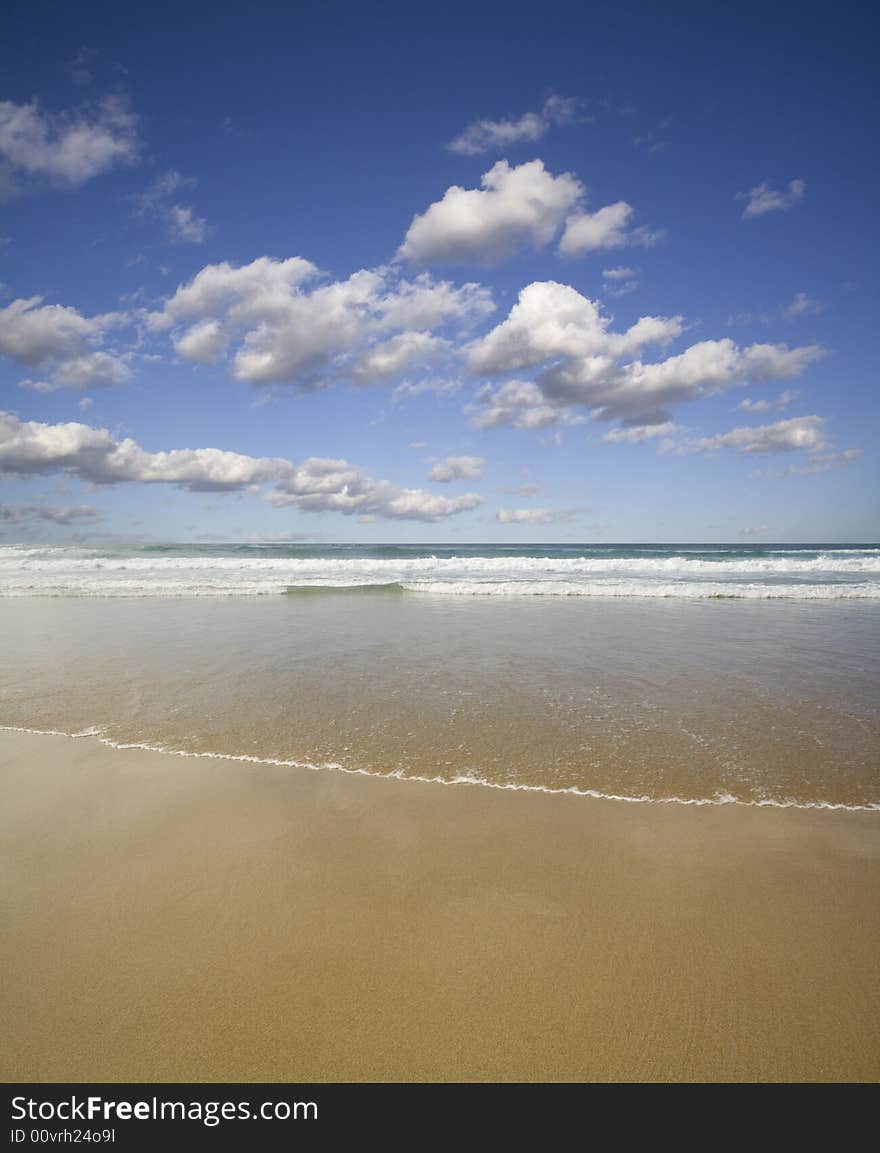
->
[
  {"left": 3, "top": 551, "right": 879, "bottom": 574},
  {"left": 284, "top": 582, "right": 406, "bottom": 595},
  {"left": 402, "top": 580, "right": 880, "bottom": 599},
  {"left": 1, "top": 543, "right": 879, "bottom": 598},
  {"left": 2, "top": 723, "right": 877, "bottom": 813},
  {"left": 0, "top": 579, "right": 876, "bottom": 599}
]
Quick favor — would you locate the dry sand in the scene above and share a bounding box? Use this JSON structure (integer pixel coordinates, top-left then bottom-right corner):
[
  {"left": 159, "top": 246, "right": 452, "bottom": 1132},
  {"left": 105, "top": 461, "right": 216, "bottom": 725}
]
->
[{"left": 1, "top": 728, "right": 878, "bottom": 1082}]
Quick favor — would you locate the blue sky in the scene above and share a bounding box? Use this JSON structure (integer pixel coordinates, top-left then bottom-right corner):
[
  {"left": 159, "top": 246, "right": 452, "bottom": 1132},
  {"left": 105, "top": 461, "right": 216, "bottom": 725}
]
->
[{"left": 0, "top": 0, "right": 877, "bottom": 543}]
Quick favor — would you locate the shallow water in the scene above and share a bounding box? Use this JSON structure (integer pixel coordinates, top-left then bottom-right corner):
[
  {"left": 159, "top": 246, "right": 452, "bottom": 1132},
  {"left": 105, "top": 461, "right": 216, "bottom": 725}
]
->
[{"left": 1, "top": 593, "right": 877, "bottom": 809}]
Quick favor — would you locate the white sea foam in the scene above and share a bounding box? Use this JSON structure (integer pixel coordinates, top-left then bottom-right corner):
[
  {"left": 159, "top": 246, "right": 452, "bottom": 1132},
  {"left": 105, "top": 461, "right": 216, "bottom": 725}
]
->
[
  {"left": 2, "top": 724, "right": 878, "bottom": 813},
  {"left": 1, "top": 543, "right": 879, "bottom": 598}
]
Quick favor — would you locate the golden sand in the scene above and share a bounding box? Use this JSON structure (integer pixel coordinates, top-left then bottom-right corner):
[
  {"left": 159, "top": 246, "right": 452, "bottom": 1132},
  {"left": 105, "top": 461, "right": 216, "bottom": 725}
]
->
[{"left": 1, "top": 728, "right": 878, "bottom": 1082}]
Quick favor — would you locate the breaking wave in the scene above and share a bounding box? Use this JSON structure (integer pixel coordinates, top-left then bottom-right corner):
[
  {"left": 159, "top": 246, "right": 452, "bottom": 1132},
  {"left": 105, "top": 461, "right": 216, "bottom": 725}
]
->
[{"left": 1, "top": 543, "right": 878, "bottom": 599}]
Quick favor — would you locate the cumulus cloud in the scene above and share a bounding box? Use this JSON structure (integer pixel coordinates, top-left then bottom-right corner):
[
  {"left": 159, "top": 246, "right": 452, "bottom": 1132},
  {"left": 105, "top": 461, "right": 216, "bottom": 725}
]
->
[
  {"left": 739, "top": 178, "right": 805, "bottom": 219},
  {"left": 351, "top": 332, "right": 446, "bottom": 383},
  {"left": 0, "top": 410, "right": 285, "bottom": 490},
  {"left": 0, "top": 95, "right": 138, "bottom": 187},
  {"left": 559, "top": 202, "right": 660, "bottom": 256},
  {"left": 466, "top": 281, "right": 683, "bottom": 375},
  {"left": 448, "top": 95, "right": 578, "bottom": 156},
  {"left": 149, "top": 257, "right": 492, "bottom": 388},
  {"left": 172, "top": 318, "right": 227, "bottom": 364},
  {"left": 371, "top": 272, "right": 494, "bottom": 332},
  {"left": 429, "top": 455, "right": 484, "bottom": 482},
  {"left": 0, "top": 411, "right": 482, "bottom": 522},
  {"left": 397, "top": 160, "right": 583, "bottom": 266},
  {"left": 397, "top": 159, "right": 658, "bottom": 267},
  {"left": 466, "top": 379, "right": 585, "bottom": 430},
  {"left": 266, "top": 458, "right": 482, "bottom": 520},
  {"left": 683, "top": 415, "right": 827, "bottom": 454},
  {"left": 0, "top": 296, "right": 130, "bottom": 390},
  {"left": 464, "top": 281, "right": 825, "bottom": 430},
  {"left": 0, "top": 502, "right": 100, "bottom": 525},
  {"left": 496, "top": 506, "right": 576, "bottom": 525},
  {"left": 137, "top": 171, "right": 208, "bottom": 244}
]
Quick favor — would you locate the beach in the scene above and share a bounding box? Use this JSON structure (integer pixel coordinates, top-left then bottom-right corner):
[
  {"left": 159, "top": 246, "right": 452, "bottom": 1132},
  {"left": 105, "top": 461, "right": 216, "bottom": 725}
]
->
[
  {"left": 2, "top": 726, "right": 879, "bottom": 1083},
  {"left": 3, "top": 0, "right": 877, "bottom": 1098},
  {"left": 2, "top": 544, "right": 879, "bottom": 1082}
]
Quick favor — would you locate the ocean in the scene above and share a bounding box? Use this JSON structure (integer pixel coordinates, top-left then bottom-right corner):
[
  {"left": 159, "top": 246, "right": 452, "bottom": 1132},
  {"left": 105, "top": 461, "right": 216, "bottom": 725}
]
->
[
  {"left": 0, "top": 541, "right": 878, "bottom": 598},
  {"left": 1, "top": 541, "right": 878, "bottom": 811}
]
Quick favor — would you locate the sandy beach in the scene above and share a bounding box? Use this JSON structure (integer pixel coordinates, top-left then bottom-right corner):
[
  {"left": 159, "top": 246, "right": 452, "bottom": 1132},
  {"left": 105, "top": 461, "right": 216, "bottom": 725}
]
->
[{"left": 2, "top": 727, "right": 878, "bottom": 1082}]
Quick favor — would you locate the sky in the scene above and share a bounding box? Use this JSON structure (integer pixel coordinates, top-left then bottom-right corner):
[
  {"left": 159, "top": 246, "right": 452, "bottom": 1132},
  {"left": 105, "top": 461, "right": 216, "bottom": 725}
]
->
[{"left": 0, "top": 0, "right": 877, "bottom": 544}]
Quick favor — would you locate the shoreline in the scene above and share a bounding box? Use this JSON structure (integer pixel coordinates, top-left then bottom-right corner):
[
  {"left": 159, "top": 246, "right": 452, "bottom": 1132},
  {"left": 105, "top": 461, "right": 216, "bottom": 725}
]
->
[
  {"left": 2, "top": 724, "right": 878, "bottom": 813},
  {"left": 2, "top": 728, "right": 879, "bottom": 1082}
]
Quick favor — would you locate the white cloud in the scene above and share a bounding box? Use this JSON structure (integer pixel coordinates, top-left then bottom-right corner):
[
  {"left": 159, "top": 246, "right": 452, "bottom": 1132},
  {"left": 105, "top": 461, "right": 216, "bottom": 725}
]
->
[
  {"left": 466, "top": 379, "right": 584, "bottom": 430},
  {"left": 150, "top": 257, "right": 492, "bottom": 389},
  {"left": 602, "top": 266, "right": 639, "bottom": 297},
  {"left": 0, "top": 296, "right": 130, "bottom": 390},
  {"left": 137, "top": 172, "right": 207, "bottom": 244},
  {"left": 738, "top": 525, "right": 769, "bottom": 536},
  {"left": 371, "top": 271, "right": 494, "bottom": 331},
  {"left": 351, "top": 331, "right": 446, "bottom": 383},
  {"left": 429, "top": 455, "right": 485, "bottom": 482},
  {"left": 739, "top": 178, "right": 805, "bottom": 219},
  {"left": 559, "top": 202, "right": 660, "bottom": 256},
  {"left": 0, "top": 411, "right": 284, "bottom": 490},
  {"left": 448, "top": 95, "right": 578, "bottom": 156},
  {"left": 496, "top": 506, "right": 576, "bottom": 525},
  {"left": 0, "top": 411, "right": 482, "bottom": 522},
  {"left": 465, "top": 282, "right": 826, "bottom": 429},
  {"left": 0, "top": 296, "right": 100, "bottom": 362},
  {"left": 266, "top": 458, "right": 482, "bottom": 520},
  {"left": 0, "top": 502, "right": 100, "bottom": 525},
  {"left": 603, "top": 421, "right": 680, "bottom": 443},
  {"left": 735, "top": 388, "right": 799, "bottom": 414},
  {"left": 173, "top": 318, "right": 227, "bottom": 364},
  {"left": 466, "top": 281, "right": 683, "bottom": 376},
  {"left": 166, "top": 203, "right": 207, "bottom": 244},
  {"left": 684, "top": 415, "right": 827, "bottom": 454},
  {"left": 397, "top": 160, "right": 583, "bottom": 266},
  {"left": 150, "top": 255, "right": 318, "bottom": 331},
  {"left": 602, "top": 266, "right": 636, "bottom": 281},
  {"left": 0, "top": 95, "right": 138, "bottom": 186},
  {"left": 784, "top": 292, "right": 822, "bottom": 318},
  {"left": 24, "top": 351, "right": 130, "bottom": 391}
]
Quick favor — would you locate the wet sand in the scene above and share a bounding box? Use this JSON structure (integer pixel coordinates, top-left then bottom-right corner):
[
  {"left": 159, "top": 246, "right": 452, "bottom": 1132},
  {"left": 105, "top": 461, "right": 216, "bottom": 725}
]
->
[{"left": 1, "top": 728, "right": 878, "bottom": 1082}]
